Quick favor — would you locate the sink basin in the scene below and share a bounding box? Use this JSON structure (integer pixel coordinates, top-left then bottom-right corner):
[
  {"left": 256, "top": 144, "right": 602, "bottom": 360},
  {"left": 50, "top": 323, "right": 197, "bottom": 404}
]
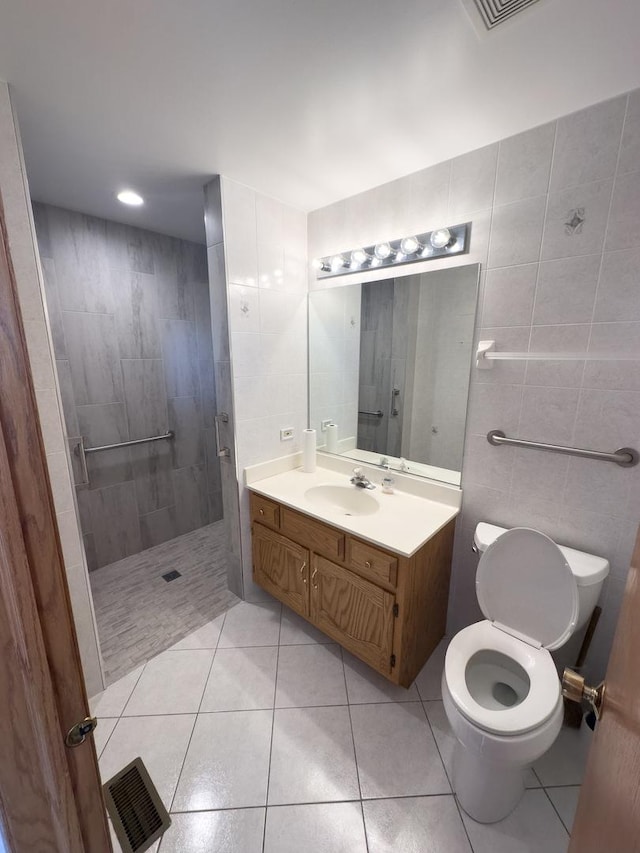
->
[{"left": 304, "top": 484, "right": 380, "bottom": 517}]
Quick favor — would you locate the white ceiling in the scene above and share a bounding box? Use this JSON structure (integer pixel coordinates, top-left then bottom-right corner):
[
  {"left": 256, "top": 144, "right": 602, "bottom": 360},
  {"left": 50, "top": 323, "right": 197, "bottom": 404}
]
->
[{"left": 1, "top": 0, "right": 639, "bottom": 243}]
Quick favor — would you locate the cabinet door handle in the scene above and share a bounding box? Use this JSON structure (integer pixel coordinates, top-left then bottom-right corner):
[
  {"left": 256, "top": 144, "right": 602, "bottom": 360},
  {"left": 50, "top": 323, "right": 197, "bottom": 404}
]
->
[
  {"left": 364, "top": 560, "right": 372, "bottom": 569},
  {"left": 299, "top": 561, "right": 307, "bottom": 574},
  {"left": 259, "top": 508, "right": 265, "bottom": 516},
  {"left": 311, "top": 567, "right": 318, "bottom": 589}
]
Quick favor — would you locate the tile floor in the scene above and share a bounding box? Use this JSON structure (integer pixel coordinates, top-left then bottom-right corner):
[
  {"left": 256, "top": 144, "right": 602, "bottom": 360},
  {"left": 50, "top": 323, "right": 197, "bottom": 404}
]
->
[
  {"left": 90, "top": 522, "right": 239, "bottom": 682},
  {"left": 91, "top": 599, "right": 591, "bottom": 852}
]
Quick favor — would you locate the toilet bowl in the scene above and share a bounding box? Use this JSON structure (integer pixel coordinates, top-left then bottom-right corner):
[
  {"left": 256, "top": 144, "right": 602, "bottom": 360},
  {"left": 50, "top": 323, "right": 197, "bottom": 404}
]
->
[{"left": 442, "top": 525, "right": 609, "bottom": 823}]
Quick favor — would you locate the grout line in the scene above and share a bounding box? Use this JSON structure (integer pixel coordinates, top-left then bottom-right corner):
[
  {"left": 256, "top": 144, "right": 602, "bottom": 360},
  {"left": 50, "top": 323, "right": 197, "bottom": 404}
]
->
[
  {"left": 262, "top": 603, "right": 283, "bottom": 852},
  {"left": 167, "top": 791, "right": 463, "bottom": 816},
  {"left": 167, "top": 608, "right": 229, "bottom": 817},
  {"left": 339, "top": 646, "right": 367, "bottom": 852},
  {"left": 541, "top": 786, "right": 571, "bottom": 837}
]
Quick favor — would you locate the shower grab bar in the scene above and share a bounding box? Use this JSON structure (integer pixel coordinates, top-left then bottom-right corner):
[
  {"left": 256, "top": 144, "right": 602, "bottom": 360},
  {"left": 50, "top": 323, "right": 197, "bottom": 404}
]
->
[
  {"left": 487, "top": 430, "right": 639, "bottom": 468},
  {"left": 214, "top": 412, "right": 231, "bottom": 459},
  {"left": 83, "top": 430, "right": 175, "bottom": 454},
  {"left": 70, "top": 430, "right": 175, "bottom": 488},
  {"left": 358, "top": 409, "right": 384, "bottom": 418}
]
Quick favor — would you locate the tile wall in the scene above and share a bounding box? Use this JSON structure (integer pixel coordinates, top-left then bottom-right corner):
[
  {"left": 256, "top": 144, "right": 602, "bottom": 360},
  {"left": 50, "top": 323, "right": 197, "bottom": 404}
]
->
[
  {"left": 308, "top": 87, "right": 640, "bottom": 681},
  {"left": 32, "top": 203, "right": 222, "bottom": 569},
  {"left": 219, "top": 178, "right": 308, "bottom": 598},
  {"left": 0, "top": 84, "right": 102, "bottom": 694}
]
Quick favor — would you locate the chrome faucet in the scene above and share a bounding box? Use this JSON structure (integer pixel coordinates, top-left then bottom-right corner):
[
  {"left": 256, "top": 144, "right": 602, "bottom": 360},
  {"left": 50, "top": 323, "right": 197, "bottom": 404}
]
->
[{"left": 350, "top": 467, "right": 376, "bottom": 490}]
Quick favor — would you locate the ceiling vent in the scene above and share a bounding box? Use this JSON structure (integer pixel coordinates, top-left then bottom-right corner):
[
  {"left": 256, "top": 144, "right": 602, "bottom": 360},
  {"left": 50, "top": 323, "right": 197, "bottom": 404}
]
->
[{"left": 462, "top": 0, "right": 545, "bottom": 31}]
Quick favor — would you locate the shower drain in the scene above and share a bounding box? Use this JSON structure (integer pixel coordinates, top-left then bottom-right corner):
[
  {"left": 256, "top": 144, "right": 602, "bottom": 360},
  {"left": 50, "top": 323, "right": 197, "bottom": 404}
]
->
[
  {"left": 103, "top": 757, "right": 171, "bottom": 852},
  {"left": 162, "top": 570, "right": 181, "bottom": 582}
]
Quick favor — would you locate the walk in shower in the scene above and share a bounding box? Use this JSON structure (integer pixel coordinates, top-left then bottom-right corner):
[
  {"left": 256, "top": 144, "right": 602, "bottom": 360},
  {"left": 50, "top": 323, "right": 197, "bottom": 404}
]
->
[{"left": 32, "top": 203, "right": 238, "bottom": 682}]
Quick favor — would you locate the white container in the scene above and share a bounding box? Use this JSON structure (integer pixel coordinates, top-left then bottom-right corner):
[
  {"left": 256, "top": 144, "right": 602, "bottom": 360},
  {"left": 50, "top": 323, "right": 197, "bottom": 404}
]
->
[
  {"left": 302, "top": 428, "right": 317, "bottom": 473},
  {"left": 326, "top": 423, "right": 339, "bottom": 454}
]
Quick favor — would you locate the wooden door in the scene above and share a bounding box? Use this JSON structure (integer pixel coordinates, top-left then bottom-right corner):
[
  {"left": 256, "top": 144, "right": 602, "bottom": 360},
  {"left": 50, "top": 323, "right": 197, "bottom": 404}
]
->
[
  {"left": 310, "top": 554, "right": 396, "bottom": 676},
  {"left": 252, "top": 523, "right": 310, "bottom": 616},
  {"left": 569, "top": 525, "right": 640, "bottom": 851},
  {"left": 0, "top": 206, "right": 110, "bottom": 850}
]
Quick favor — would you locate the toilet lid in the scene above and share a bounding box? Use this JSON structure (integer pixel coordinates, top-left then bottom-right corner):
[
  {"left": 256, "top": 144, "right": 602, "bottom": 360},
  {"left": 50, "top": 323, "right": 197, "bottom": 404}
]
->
[{"left": 476, "top": 527, "right": 578, "bottom": 650}]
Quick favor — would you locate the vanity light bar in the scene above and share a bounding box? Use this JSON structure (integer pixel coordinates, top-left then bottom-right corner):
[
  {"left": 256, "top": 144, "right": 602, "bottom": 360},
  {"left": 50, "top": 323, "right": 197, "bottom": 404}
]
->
[{"left": 312, "top": 223, "right": 470, "bottom": 280}]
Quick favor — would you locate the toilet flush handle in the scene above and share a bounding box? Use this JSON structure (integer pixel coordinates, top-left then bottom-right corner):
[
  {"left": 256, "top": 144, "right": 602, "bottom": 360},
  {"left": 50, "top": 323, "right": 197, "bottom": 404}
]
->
[{"left": 562, "top": 668, "right": 605, "bottom": 721}]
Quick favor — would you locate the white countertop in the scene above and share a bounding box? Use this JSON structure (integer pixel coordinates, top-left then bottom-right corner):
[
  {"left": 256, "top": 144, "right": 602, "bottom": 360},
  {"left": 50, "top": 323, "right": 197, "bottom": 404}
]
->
[{"left": 247, "top": 464, "right": 460, "bottom": 557}]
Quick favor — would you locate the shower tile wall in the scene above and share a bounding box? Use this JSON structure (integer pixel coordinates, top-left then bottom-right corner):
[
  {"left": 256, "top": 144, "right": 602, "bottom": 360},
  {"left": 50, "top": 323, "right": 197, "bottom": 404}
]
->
[
  {"left": 309, "top": 87, "right": 640, "bottom": 683},
  {"left": 33, "top": 203, "right": 222, "bottom": 570}
]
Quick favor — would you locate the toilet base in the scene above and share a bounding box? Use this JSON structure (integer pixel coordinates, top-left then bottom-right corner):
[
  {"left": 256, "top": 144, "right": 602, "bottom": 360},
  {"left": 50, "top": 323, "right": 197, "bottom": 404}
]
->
[{"left": 452, "top": 739, "right": 526, "bottom": 823}]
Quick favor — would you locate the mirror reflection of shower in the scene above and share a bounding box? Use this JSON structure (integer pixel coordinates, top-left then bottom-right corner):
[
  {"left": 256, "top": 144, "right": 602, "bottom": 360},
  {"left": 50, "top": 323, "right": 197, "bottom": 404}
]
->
[{"left": 309, "top": 264, "right": 479, "bottom": 486}]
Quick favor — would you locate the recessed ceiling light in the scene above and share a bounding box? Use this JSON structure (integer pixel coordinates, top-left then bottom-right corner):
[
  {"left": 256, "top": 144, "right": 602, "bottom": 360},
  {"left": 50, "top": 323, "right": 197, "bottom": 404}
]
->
[{"left": 117, "top": 189, "right": 144, "bottom": 206}]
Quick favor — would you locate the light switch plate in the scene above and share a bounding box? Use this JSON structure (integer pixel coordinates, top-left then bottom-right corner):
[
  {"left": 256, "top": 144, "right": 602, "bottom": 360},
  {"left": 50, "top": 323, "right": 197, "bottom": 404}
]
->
[{"left": 280, "top": 427, "right": 294, "bottom": 441}]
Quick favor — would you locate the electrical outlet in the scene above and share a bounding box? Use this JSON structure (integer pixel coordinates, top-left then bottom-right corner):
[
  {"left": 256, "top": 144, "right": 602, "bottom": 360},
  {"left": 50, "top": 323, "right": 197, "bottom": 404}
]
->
[
  {"left": 280, "top": 427, "right": 294, "bottom": 441},
  {"left": 320, "top": 419, "right": 333, "bottom": 432}
]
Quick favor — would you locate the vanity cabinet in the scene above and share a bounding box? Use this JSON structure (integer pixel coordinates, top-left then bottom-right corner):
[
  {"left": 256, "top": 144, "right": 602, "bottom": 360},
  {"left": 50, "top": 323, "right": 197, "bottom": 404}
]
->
[{"left": 249, "top": 491, "right": 455, "bottom": 687}]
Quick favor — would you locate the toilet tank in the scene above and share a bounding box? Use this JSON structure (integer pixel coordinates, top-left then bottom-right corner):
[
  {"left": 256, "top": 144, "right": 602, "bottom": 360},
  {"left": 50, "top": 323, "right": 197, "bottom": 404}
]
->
[{"left": 474, "top": 523, "right": 609, "bottom": 631}]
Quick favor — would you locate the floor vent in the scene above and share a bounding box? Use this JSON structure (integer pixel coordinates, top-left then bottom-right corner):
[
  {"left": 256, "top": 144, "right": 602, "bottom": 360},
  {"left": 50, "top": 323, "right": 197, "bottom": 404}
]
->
[
  {"left": 103, "top": 758, "right": 171, "bottom": 853},
  {"left": 467, "top": 0, "right": 543, "bottom": 29},
  {"left": 162, "top": 569, "right": 181, "bottom": 582}
]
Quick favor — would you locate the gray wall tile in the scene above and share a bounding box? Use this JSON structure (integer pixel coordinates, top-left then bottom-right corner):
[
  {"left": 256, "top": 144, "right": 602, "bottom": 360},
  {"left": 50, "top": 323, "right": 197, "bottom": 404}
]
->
[
  {"left": 106, "top": 220, "right": 155, "bottom": 274},
  {"left": 47, "top": 205, "right": 113, "bottom": 313},
  {"left": 130, "top": 442, "right": 175, "bottom": 515},
  {"left": 41, "top": 257, "right": 67, "bottom": 357},
  {"left": 168, "top": 396, "right": 205, "bottom": 469},
  {"left": 113, "top": 270, "right": 161, "bottom": 358},
  {"left": 64, "top": 311, "right": 123, "bottom": 405},
  {"left": 173, "top": 465, "right": 209, "bottom": 535},
  {"left": 161, "top": 319, "right": 199, "bottom": 397},
  {"left": 140, "top": 506, "right": 178, "bottom": 549},
  {"left": 122, "top": 358, "right": 168, "bottom": 439},
  {"left": 90, "top": 482, "right": 142, "bottom": 565},
  {"left": 55, "top": 359, "right": 79, "bottom": 436}
]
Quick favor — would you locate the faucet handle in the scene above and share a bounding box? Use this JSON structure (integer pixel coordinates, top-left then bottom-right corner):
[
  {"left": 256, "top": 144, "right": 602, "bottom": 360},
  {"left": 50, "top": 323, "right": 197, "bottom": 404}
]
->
[{"left": 352, "top": 467, "right": 363, "bottom": 477}]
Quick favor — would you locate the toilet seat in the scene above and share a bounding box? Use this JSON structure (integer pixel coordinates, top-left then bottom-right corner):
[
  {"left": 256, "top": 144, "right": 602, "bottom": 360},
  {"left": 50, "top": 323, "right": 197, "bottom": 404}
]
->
[{"left": 444, "top": 621, "right": 561, "bottom": 736}]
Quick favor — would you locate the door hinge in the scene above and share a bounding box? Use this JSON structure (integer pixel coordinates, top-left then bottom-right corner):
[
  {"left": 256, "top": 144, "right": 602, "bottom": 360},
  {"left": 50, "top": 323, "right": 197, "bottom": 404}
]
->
[
  {"left": 392, "top": 603, "right": 399, "bottom": 617},
  {"left": 390, "top": 654, "right": 396, "bottom": 668}
]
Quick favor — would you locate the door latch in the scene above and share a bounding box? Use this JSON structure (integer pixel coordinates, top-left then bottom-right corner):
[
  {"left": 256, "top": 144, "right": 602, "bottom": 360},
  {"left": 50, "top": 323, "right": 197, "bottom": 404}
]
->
[
  {"left": 65, "top": 716, "right": 98, "bottom": 748},
  {"left": 562, "top": 668, "right": 605, "bottom": 721}
]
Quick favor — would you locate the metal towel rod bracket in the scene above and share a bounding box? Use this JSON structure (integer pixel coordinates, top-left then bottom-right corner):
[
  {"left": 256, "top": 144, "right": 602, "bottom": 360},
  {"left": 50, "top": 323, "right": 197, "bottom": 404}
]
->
[
  {"left": 487, "top": 430, "right": 639, "bottom": 468},
  {"left": 358, "top": 409, "right": 384, "bottom": 419}
]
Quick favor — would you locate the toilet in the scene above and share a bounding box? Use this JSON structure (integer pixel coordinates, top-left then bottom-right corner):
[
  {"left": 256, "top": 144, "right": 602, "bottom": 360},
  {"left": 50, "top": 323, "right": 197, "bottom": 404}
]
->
[{"left": 442, "top": 523, "right": 609, "bottom": 823}]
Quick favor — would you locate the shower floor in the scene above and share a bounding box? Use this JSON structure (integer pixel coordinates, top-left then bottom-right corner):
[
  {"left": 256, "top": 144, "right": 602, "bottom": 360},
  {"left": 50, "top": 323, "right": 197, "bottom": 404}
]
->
[{"left": 89, "top": 522, "right": 239, "bottom": 684}]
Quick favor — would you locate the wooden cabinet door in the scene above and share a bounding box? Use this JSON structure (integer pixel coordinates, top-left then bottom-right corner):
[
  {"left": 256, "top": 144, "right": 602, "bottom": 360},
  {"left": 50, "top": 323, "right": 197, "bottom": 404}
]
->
[
  {"left": 310, "top": 555, "right": 396, "bottom": 676},
  {"left": 252, "top": 523, "right": 310, "bottom": 616}
]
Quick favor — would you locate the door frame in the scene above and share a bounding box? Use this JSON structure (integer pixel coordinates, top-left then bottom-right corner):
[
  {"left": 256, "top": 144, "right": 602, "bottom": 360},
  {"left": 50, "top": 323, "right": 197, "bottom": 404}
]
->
[{"left": 0, "top": 201, "right": 110, "bottom": 849}]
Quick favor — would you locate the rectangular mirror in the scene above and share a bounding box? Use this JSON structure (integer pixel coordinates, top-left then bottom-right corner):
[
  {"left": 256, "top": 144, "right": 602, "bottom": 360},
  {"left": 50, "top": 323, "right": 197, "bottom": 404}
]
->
[{"left": 308, "top": 263, "right": 480, "bottom": 486}]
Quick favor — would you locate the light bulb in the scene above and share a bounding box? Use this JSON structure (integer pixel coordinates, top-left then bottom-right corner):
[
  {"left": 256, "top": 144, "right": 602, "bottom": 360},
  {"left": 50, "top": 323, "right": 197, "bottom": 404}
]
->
[
  {"left": 430, "top": 228, "right": 452, "bottom": 249},
  {"left": 351, "top": 248, "right": 370, "bottom": 265},
  {"left": 331, "top": 254, "right": 347, "bottom": 270},
  {"left": 117, "top": 189, "right": 144, "bottom": 206},
  {"left": 374, "top": 242, "right": 393, "bottom": 260},
  {"left": 400, "top": 236, "right": 421, "bottom": 254}
]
